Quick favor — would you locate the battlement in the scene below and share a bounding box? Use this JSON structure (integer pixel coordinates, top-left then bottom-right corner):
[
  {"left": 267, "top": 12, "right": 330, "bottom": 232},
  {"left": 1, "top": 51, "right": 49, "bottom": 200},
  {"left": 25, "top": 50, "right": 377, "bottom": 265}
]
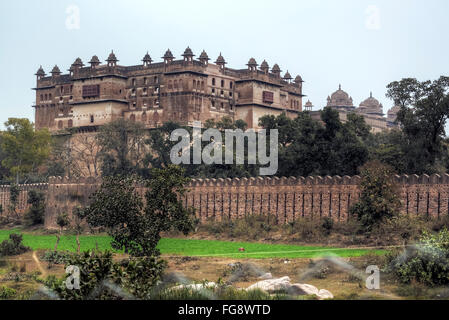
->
[{"left": 2, "top": 174, "right": 449, "bottom": 229}]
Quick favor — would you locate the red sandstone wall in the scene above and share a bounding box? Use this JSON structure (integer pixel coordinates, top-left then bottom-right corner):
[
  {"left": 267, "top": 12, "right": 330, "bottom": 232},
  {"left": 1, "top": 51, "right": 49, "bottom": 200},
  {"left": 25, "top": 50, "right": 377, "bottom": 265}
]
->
[{"left": 1, "top": 173, "right": 449, "bottom": 228}]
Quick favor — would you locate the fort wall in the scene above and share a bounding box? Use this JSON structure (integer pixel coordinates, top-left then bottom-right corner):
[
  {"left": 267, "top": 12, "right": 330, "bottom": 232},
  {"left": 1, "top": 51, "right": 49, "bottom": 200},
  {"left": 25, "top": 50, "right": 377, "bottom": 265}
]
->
[{"left": 1, "top": 174, "right": 449, "bottom": 228}]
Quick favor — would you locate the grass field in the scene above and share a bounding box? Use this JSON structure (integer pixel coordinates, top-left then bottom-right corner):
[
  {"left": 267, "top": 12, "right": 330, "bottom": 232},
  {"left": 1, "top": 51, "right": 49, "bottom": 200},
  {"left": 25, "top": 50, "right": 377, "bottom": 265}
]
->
[{"left": 0, "top": 229, "right": 384, "bottom": 259}]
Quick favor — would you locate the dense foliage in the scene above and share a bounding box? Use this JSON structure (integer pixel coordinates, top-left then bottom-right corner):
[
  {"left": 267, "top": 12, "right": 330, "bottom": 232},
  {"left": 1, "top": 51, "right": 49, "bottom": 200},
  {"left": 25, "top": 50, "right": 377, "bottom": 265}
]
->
[
  {"left": 387, "top": 229, "right": 449, "bottom": 286},
  {"left": 350, "top": 161, "right": 401, "bottom": 230},
  {"left": 45, "top": 250, "right": 166, "bottom": 299},
  {"left": 0, "top": 233, "right": 30, "bottom": 257},
  {"left": 23, "top": 189, "right": 46, "bottom": 226},
  {"left": 82, "top": 165, "right": 195, "bottom": 257}
]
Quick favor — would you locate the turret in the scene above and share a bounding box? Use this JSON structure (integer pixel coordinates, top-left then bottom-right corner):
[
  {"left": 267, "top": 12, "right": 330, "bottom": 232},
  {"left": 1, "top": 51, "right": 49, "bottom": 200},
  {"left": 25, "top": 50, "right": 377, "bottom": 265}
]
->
[
  {"left": 106, "top": 50, "right": 118, "bottom": 67},
  {"left": 162, "top": 49, "right": 174, "bottom": 64},
  {"left": 215, "top": 52, "right": 226, "bottom": 71},
  {"left": 142, "top": 52, "right": 152, "bottom": 67},
  {"left": 89, "top": 55, "right": 101, "bottom": 69},
  {"left": 182, "top": 46, "right": 195, "bottom": 63},
  {"left": 199, "top": 50, "right": 210, "bottom": 66},
  {"left": 35, "top": 66, "right": 46, "bottom": 80}
]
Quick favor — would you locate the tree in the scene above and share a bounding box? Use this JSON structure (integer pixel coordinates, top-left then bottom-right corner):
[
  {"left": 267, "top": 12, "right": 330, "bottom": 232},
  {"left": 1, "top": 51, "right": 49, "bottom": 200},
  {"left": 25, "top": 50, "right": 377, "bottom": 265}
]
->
[
  {"left": 97, "top": 119, "right": 148, "bottom": 177},
  {"left": 386, "top": 76, "right": 449, "bottom": 174},
  {"left": 82, "top": 165, "right": 195, "bottom": 257},
  {"left": 0, "top": 118, "right": 51, "bottom": 183},
  {"left": 23, "top": 189, "right": 46, "bottom": 226},
  {"left": 350, "top": 161, "right": 401, "bottom": 230},
  {"left": 55, "top": 212, "right": 70, "bottom": 251}
]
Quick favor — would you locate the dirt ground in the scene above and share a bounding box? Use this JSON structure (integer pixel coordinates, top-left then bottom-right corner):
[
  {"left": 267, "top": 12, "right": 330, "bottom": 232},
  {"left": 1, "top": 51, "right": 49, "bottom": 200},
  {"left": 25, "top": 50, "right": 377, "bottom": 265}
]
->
[{"left": 1, "top": 250, "right": 446, "bottom": 300}]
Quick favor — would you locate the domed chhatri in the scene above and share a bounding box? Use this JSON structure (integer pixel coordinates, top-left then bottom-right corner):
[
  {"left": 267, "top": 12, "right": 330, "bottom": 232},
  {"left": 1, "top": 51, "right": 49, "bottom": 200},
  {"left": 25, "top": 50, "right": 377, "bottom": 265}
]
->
[
  {"left": 182, "top": 46, "right": 195, "bottom": 57},
  {"left": 326, "top": 84, "right": 354, "bottom": 108},
  {"left": 260, "top": 60, "right": 269, "bottom": 73},
  {"left": 294, "top": 75, "right": 303, "bottom": 84},
  {"left": 106, "top": 50, "right": 118, "bottom": 67},
  {"left": 358, "top": 92, "right": 383, "bottom": 116},
  {"left": 35, "top": 66, "right": 46, "bottom": 78},
  {"left": 142, "top": 52, "right": 153, "bottom": 66},
  {"left": 51, "top": 65, "right": 61, "bottom": 76},
  {"left": 283, "top": 70, "right": 293, "bottom": 81},
  {"left": 162, "top": 49, "right": 174, "bottom": 59},
  {"left": 89, "top": 55, "right": 101, "bottom": 67},
  {"left": 72, "top": 57, "right": 84, "bottom": 67},
  {"left": 247, "top": 57, "right": 258, "bottom": 71}
]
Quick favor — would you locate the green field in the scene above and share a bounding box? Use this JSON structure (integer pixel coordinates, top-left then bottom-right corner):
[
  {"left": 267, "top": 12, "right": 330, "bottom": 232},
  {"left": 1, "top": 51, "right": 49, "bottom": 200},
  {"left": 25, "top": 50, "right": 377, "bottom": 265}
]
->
[{"left": 0, "top": 229, "right": 384, "bottom": 259}]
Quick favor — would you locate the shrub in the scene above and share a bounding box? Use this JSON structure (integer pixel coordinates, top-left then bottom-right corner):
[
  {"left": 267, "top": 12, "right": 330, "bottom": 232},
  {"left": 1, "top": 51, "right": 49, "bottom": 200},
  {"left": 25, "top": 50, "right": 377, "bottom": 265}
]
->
[
  {"left": 40, "top": 250, "right": 73, "bottom": 266},
  {"left": 350, "top": 161, "right": 401, "bottom": 231},
  {"left": 0, "top": 233, "right": 30, "bottom": 257},
  {"left": 23, "top": 189, "right": 46, "bottom": 226},
  {"left": 386, "top": 228, "right": 449, "bottom": 286},
  {"left": 45, "top": 250, "right": 166, "bottom": 300},
  {"left": 0, "top": 286, "right": 17, "bottom": 300}
]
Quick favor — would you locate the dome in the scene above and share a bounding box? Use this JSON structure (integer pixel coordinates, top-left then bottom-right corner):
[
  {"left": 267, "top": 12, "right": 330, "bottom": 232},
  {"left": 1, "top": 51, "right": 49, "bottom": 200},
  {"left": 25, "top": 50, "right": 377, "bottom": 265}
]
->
[
  {"left": 294, "top": 75, "right": 303, "bottom": 83},
  {"left": 199, "top": 50, "right": 209, "bottom": 60},
  {"left": 89, "top": 55, "right": 100, "bottom": 64},
  {"left": 215, "top": 52, "right": 226, "bottom": 65},
  {"left": 271, "top": 64, "right": 281, "bottom": 73},
  {"left": 51, "top": 65, "right": 61, "bottom": 75},
  {"left": 247, "top": 57, "right": 258, "bottom": 67},
  {"left": 283, "top": 70, "right": 292, "bottom": 80},
  {"left": 327, "top": 84, "right": 353, "bottom": 107},
  {"left": 106, "top": 50, "right": 118, "bottom": 62},
  {"left": 72, "top": 57, "right": 84, "bottom": 67},
  {"left": 162, "top": 49, "right": 174, "bottom": 59},
  {"left": 142, "top": 52, "right": 152, "bottom": 63},
  {"left": 358, "top": 92, "right": 383, "bottom": 115},
  {"left": 35, "top": 66, "right": 46, "bottom": 76},
  {"left": 387, "top": 105, "right": 400, "bottom": 122},
  {"left": 182, "top": 46, "right": 194, "bottom": 57}
]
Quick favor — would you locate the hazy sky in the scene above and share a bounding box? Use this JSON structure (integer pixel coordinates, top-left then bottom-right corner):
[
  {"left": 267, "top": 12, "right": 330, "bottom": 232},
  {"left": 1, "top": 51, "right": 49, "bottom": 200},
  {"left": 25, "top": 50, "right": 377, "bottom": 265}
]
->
[{"left": 0, "top": 0, "right": 448, "bottom": 128}]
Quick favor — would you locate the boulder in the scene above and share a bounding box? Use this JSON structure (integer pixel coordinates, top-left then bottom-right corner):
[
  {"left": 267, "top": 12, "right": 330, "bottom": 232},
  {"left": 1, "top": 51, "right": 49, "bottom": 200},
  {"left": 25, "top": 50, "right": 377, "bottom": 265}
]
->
[
  {"left": 258, "top": 273, "right": 273, "bottom": 280},
  {"left": 317, "top": 289, "right": 334, "bottom": 300},
  {"left": 288, "top": 283, "right": 319, "bottom": 296},
  {"left": 246, "top": 276, "right": 291, "bottom": 292}
]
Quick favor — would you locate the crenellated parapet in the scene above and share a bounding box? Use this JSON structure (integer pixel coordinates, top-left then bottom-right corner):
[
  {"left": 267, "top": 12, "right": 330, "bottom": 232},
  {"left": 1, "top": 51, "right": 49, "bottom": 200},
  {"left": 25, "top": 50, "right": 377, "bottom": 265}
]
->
[{"left": 2, "top": 173, "right": 449, "bottom": 229}]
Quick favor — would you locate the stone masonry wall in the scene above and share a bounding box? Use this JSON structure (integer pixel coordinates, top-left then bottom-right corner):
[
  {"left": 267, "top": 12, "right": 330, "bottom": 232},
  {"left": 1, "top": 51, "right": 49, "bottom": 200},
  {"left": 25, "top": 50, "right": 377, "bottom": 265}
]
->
[{"left": 1, "top": 174, "right": 449, "bottom": 229}]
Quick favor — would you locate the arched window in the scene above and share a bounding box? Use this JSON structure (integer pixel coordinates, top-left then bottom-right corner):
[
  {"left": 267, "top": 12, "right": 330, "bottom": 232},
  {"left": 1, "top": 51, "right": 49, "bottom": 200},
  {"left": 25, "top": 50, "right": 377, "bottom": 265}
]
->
[
  {"left": 230, "top": 82, "right": 233, "bottom": 89},
  {"left": 174, "top": 80, "right": 178, "bottom": 90},
  {"left": 168, "top": 80, "right": 173, "bottom": 89},
  {"left": 130, "top": 114, "right": 136, "bottom": 122},
  {"left": 212, "top": 78, "right": 216, "bottom": 86},
  {"left": 221, "top": 79, "right": 224, "bottom": 87},
  {"left": 141, "top": 112, "right": 147, "bottom": 122},
  {"left": 58, "top": 120, "right": 63, "bottom": 129},
  {"left": 68, "top": 119, "right": 73, "bottom": 128}
]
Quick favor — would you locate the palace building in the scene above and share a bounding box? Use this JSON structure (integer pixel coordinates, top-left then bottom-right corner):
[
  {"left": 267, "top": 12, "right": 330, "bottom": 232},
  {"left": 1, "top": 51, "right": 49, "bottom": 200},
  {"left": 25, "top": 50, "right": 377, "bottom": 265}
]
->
[
  {"left": 309, "top": 85, "right": 399, "bottom": 133},
  {"left": 33, "top": 48, "right": 305, "bottom": 132}
]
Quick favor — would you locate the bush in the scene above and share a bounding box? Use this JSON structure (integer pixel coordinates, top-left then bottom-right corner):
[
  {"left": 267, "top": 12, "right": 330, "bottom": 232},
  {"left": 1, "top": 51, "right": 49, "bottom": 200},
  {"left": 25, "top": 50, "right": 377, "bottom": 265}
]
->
[
  {"left": 350, "top": 161, "right": 401, "bottom": 230},
  {"left": 40, "top": 250, "right": 73, "bottom": 266},
  {"left": 386, "top": 228, "right": 449, "bottom": 286},
  {"left": 45, "top": 250, "right": 166, "bottom": 300},
  {"left": 0, "top": 286, "right": 17, "bottom": 300},
  {"left": 23, "top": 189, "right": 46, "bottom": 226},
  {"left": 0, "top": 233, "right": 30, "bottom": 257}
]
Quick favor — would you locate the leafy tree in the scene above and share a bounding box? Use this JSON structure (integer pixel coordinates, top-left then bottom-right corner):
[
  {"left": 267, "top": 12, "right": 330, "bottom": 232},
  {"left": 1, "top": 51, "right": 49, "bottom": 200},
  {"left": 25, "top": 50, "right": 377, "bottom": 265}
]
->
[
  {"left": 97, "top": 119, "right": 148, "bottom": 177},
  {"left": 82, "top": 165, "right": 195, "bottom": 257},
  {"left": 386, "top": 76, "right": 449, "bottom": 174},
  {"left": 0, "top": 233, "right": 30, "bottom": 257},
  {"left": 45, "top": 250, "right": 166, "bottom": 300},
  {"left": 23, "top": 189, "right": 46, "bottom": 226},
  {"left": 55, "top": 212, "right": 70, "bottom": 251},
  {"left": 0, "top": 118, "right": 51, "bottom": 183},
  {"left": 350, "top": 161, "right": 401, "bottom": 230}
]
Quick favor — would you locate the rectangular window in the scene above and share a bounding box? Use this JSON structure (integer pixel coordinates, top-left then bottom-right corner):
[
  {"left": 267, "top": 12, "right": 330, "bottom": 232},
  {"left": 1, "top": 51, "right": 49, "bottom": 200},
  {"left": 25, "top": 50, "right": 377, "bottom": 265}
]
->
[
  {"left": 82, "top": 85, "right": 100, "bottom": 98},
  {"left": 263, "top": 91, "right": 274, "bottom": 104}
]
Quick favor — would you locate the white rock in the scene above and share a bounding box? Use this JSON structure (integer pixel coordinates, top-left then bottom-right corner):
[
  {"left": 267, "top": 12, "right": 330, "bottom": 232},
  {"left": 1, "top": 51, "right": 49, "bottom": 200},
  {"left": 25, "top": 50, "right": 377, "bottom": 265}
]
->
[
  {"left": 288, "top": 283, "right": 319, "bottom": 296},
  {"left": 246, "top": 276, "right": 291, "bottom": 292},
  {"left": 258, "top": 273, "right": 273, "bottom": 280},
  {"left": 317, "top": 289, "right": 334, "bottom": 300}
]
